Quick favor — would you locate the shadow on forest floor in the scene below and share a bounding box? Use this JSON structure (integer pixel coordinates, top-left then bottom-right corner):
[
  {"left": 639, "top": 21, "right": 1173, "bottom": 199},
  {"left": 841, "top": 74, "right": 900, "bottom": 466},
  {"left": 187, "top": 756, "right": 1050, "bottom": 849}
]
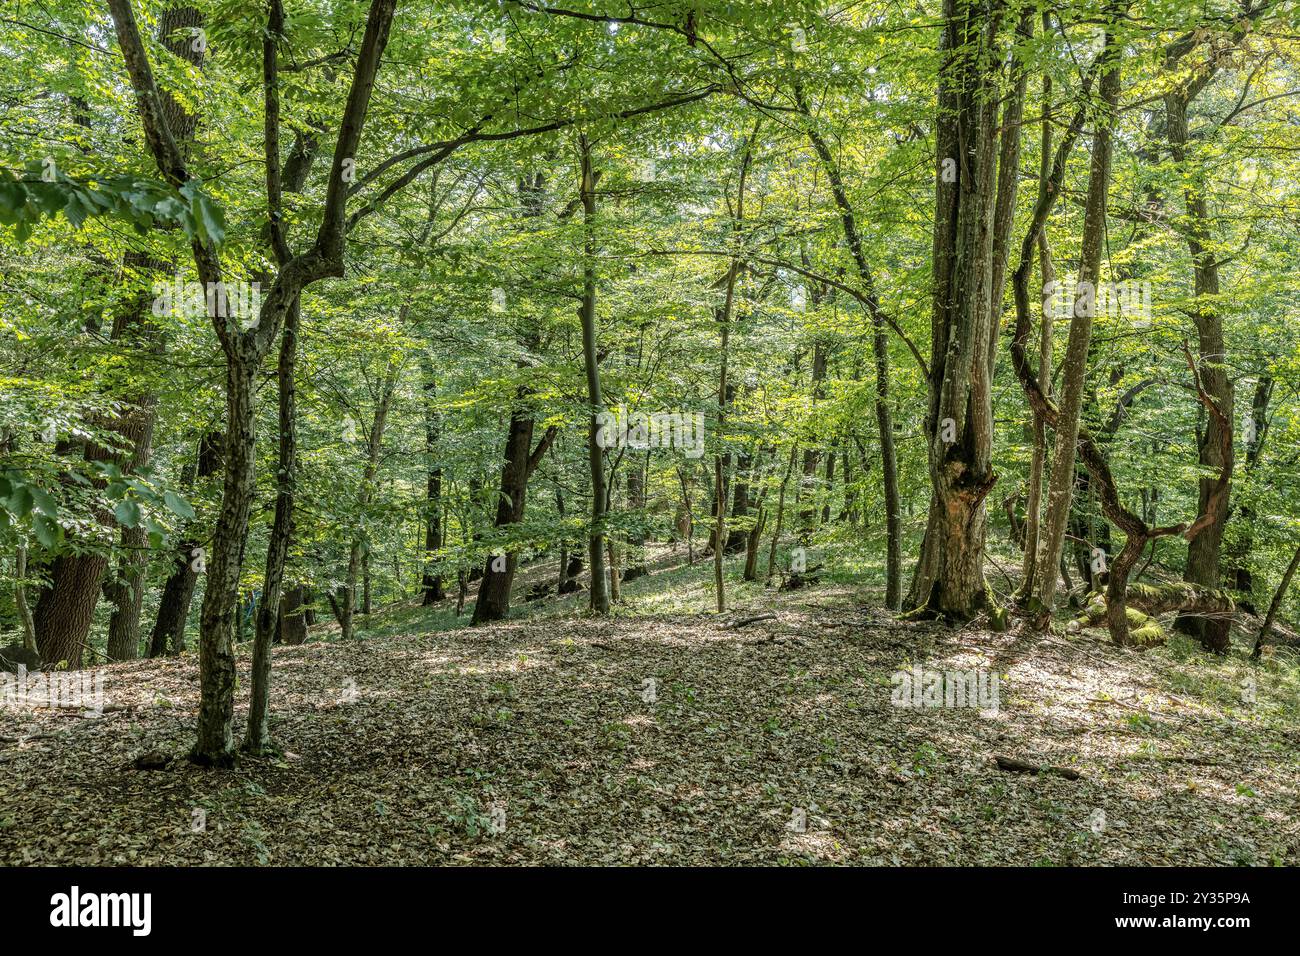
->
[{"left": 2, "top": 550, "right": 1298, "bottom": 865}]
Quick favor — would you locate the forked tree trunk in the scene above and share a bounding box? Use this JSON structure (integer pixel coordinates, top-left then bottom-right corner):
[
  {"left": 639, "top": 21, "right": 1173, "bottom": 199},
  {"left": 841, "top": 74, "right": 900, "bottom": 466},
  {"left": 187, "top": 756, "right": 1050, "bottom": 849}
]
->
[
  {"left": 109, "top": 0, "right": 401, "bottom": 766},
  {"left": 907, "top": 0, "right": 1017, "bottom": 624}
]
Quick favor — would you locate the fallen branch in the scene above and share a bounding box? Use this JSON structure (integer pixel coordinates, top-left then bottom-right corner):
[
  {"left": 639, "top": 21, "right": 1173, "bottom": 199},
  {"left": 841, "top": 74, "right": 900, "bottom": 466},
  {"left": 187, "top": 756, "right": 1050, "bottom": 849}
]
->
[
  {"left": 723, "top": 613, "right": 777, "bottom": 629},
  {"left": 994, "top": 755, "right": 1082, "bottom": 780}
]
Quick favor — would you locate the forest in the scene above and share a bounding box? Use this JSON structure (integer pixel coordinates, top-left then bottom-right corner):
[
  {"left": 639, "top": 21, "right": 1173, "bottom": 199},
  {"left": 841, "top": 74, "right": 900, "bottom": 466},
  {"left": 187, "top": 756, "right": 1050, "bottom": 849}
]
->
[{"left": 0, "top": 0, "right": 1298, "bottom": 871}]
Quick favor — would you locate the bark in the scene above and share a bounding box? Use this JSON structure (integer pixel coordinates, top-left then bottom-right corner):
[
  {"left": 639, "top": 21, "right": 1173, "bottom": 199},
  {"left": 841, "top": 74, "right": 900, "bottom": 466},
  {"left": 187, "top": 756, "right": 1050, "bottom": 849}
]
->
[
  {"left": 1253, "top": 543, "right": 1300, "bottom": 659},
  {"left": 103, "top": 522, "right": 149, "bottom": 661},
  {"left": 577, "top": 136, "right": 610, "bottom": 615},
  {"left": 711, "top": 128, "right": 755, "bottom": 613},
  {"left": 362, "top": 553, "right": 372, "bottom": 615},
  {"left": 1077, "top": 580, "right": 1237, "bottom": 647},
  {"left": 677, "top": 465, "right": 696, "bottom": 565},
  {"left": 471, "top": 413, "right": 556, "bottom": 624},
  {"left": 244, "top": 288, "right": 300, "bottom": 752},
  {"left": 725, "top": 449, "right": 754, "bottom": 555},
  {"left": 421, "top": 359, "right": 446, "bottom": 604},
  {"left": 1167, "top": 88, "right": 1234, "bottom": 653},
  {"left": 797, "top": 105, "right": 903, "bottom": 608},
  {"left": 148, "top": 430, "right": 221, "bottom": 656},
  {"left": 1032, "top": 20, "right": 1121, "bottom": 623},
  {"left": 471, "top": 172, "right": 555, "bottom": 624},
  {"left": 1016, "top": 37, "right": 1055, "bottom": 604},
  {"left": 625, "top": 453, "right": 648, "bottom": 578},
  {"left": 120, "top": 12, "right": 207, "bottom": 660},
  {"left": 32, "top": 551, "right": 104, "bottom": 668},
  {"left": 278, "top": 583, "right": 308, "bottom": 645},
  {"left": 108, "top": 0, "right": 400, "bottom": 765},
  {"left": 14, "top": 546, "right": 36, "bottom": 655},
  {"left": 245, "top": 0, "right": 323, "bottom": 752},
  {"left": 797, "top": 340, "right": 827, "bottom": 534},
  {"left": 36, "top": 5, "right": 203, "bottom": 667},
  {"left": 906, "top": 0, "right": 1014, "bottom": 625},
  {"left": 341, "top": 362, "right": 400, "bottom": 641},
  {"left": 743, "top": 506, "right": 766, "bottom": 582},
  {"left": 1006, "top": 17, "right": 1193, "bottom": 646},
  {"left": 766, "top": 445, "right": 798, "bottom": 585},
  {"left": 102, "top": 279, "right": 163, "bottom": 662},
  {"left": 1230, "top": 375, "right": 1272, "bottom": 604},
  {"left": 606, "top": 538, "right": 622, "bottom": 604},
  {"left": 820, "top": 446, "right": 835, "bottom": 525}
]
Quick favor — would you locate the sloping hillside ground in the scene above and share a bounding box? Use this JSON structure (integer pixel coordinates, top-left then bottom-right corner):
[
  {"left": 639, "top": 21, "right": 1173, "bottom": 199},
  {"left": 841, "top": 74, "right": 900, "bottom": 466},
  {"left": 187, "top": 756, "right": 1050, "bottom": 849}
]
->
[{"left": 2, "top": 545, "right": 1298, "bottom": 866}]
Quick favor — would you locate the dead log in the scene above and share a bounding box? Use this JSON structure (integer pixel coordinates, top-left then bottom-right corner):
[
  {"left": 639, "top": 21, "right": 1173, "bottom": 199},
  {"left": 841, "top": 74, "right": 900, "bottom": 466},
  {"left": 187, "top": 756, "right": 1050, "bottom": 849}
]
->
[
  {"left": 994, "top": 755, "right": 1081, "bottom": 780},
  {"left": 1073, "top": 583, "right": 1236, "bottom": 646},
  {"left": 723, "top": 613, "right": 777, "bottom": 629}
]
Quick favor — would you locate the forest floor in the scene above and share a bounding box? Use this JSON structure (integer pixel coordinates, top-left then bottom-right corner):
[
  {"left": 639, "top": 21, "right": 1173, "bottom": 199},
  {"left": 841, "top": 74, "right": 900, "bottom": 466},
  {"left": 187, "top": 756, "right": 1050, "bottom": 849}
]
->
[{"left": 2, "top": 548, "right": 1298, "bottom": 866}]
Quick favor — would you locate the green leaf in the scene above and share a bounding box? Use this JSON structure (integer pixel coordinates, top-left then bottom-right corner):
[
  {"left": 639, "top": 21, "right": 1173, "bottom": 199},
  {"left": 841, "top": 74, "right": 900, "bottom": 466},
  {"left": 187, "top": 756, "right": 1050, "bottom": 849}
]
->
[
  {"left": 32, "top": 513, "right": 60, "bottom": 549},
  {"left": 30, "top": 486, "right": 57, "bottom": 516},
  {"left": 114, "top": 499, "right": 142, "bottom": 529},
  {"left": 8, "top": 484, "right": 33, "bottom": 518},
  {"left": 191, "top": 191, "right": 226, "bottom": 247},
  {"left": 163, "top": 490, "right": 196, "bottom": 520}
]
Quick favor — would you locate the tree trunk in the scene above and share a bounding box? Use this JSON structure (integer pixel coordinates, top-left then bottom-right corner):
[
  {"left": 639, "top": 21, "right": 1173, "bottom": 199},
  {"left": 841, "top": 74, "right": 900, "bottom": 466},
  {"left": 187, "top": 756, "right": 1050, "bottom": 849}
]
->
[
  {"left": 577, "top": 136, "right": 610, "bottom": 615},
  {"left": 1167, "top": 87, "right": 1234, "bottom": 654},
  {"left": 421, "top": 360, "right": 446, "bottom": 604},
  {"left": 908, "top": 0, "right": 1019, "bottom": 624},
  {"left": 149, "top": 430, "right": 221, "bottom": 657},
  {"left": 38, "top": 4, "right": 204, "bottom": 669},
  {"left": 245, "top": 291, "right": 301, "bottom": 753},
  {"left": 14, "top": 546, "right": 37, "bottom": 656},
  {"left": 1230, "top": 375, "right": 1272, "bottom": 607},
  {"left": 192, "top": 356, "right": 258, "bottom": 767},
  {"left": 279, "top": 583, "right": 308, "bottom": 645},
  {"left": 342, "top": 362, "right": 399, "bottom": 641},
  {"left": 471, "top": 410, "right": 556, "bottom": 624},
  {"left": 710, "top": 126, "right": 755, "bottom": 613},
  {"left": 795, "top": 98, "right": 904, "bottom": 606},
  {"left": 1016, "top": 44, "right": 1055, "bottom": 604},
  {"left": 797, "top": 340, "right": 827, "bottom": 535},
  {"left": 677, "top": 465, "right": 695, "bottom": 565},
  {"left": 33, "top": 550, "right": 105, "bottom": 668},
  {"left": 1253, "top": 543, "right": 1300, "bottom": 659},
  {"left": 1032, "top": 20, "right": 1121, "bottom": 624},
  {"left": 766, "top": 445, "right": 798, "bottom": 585}
]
